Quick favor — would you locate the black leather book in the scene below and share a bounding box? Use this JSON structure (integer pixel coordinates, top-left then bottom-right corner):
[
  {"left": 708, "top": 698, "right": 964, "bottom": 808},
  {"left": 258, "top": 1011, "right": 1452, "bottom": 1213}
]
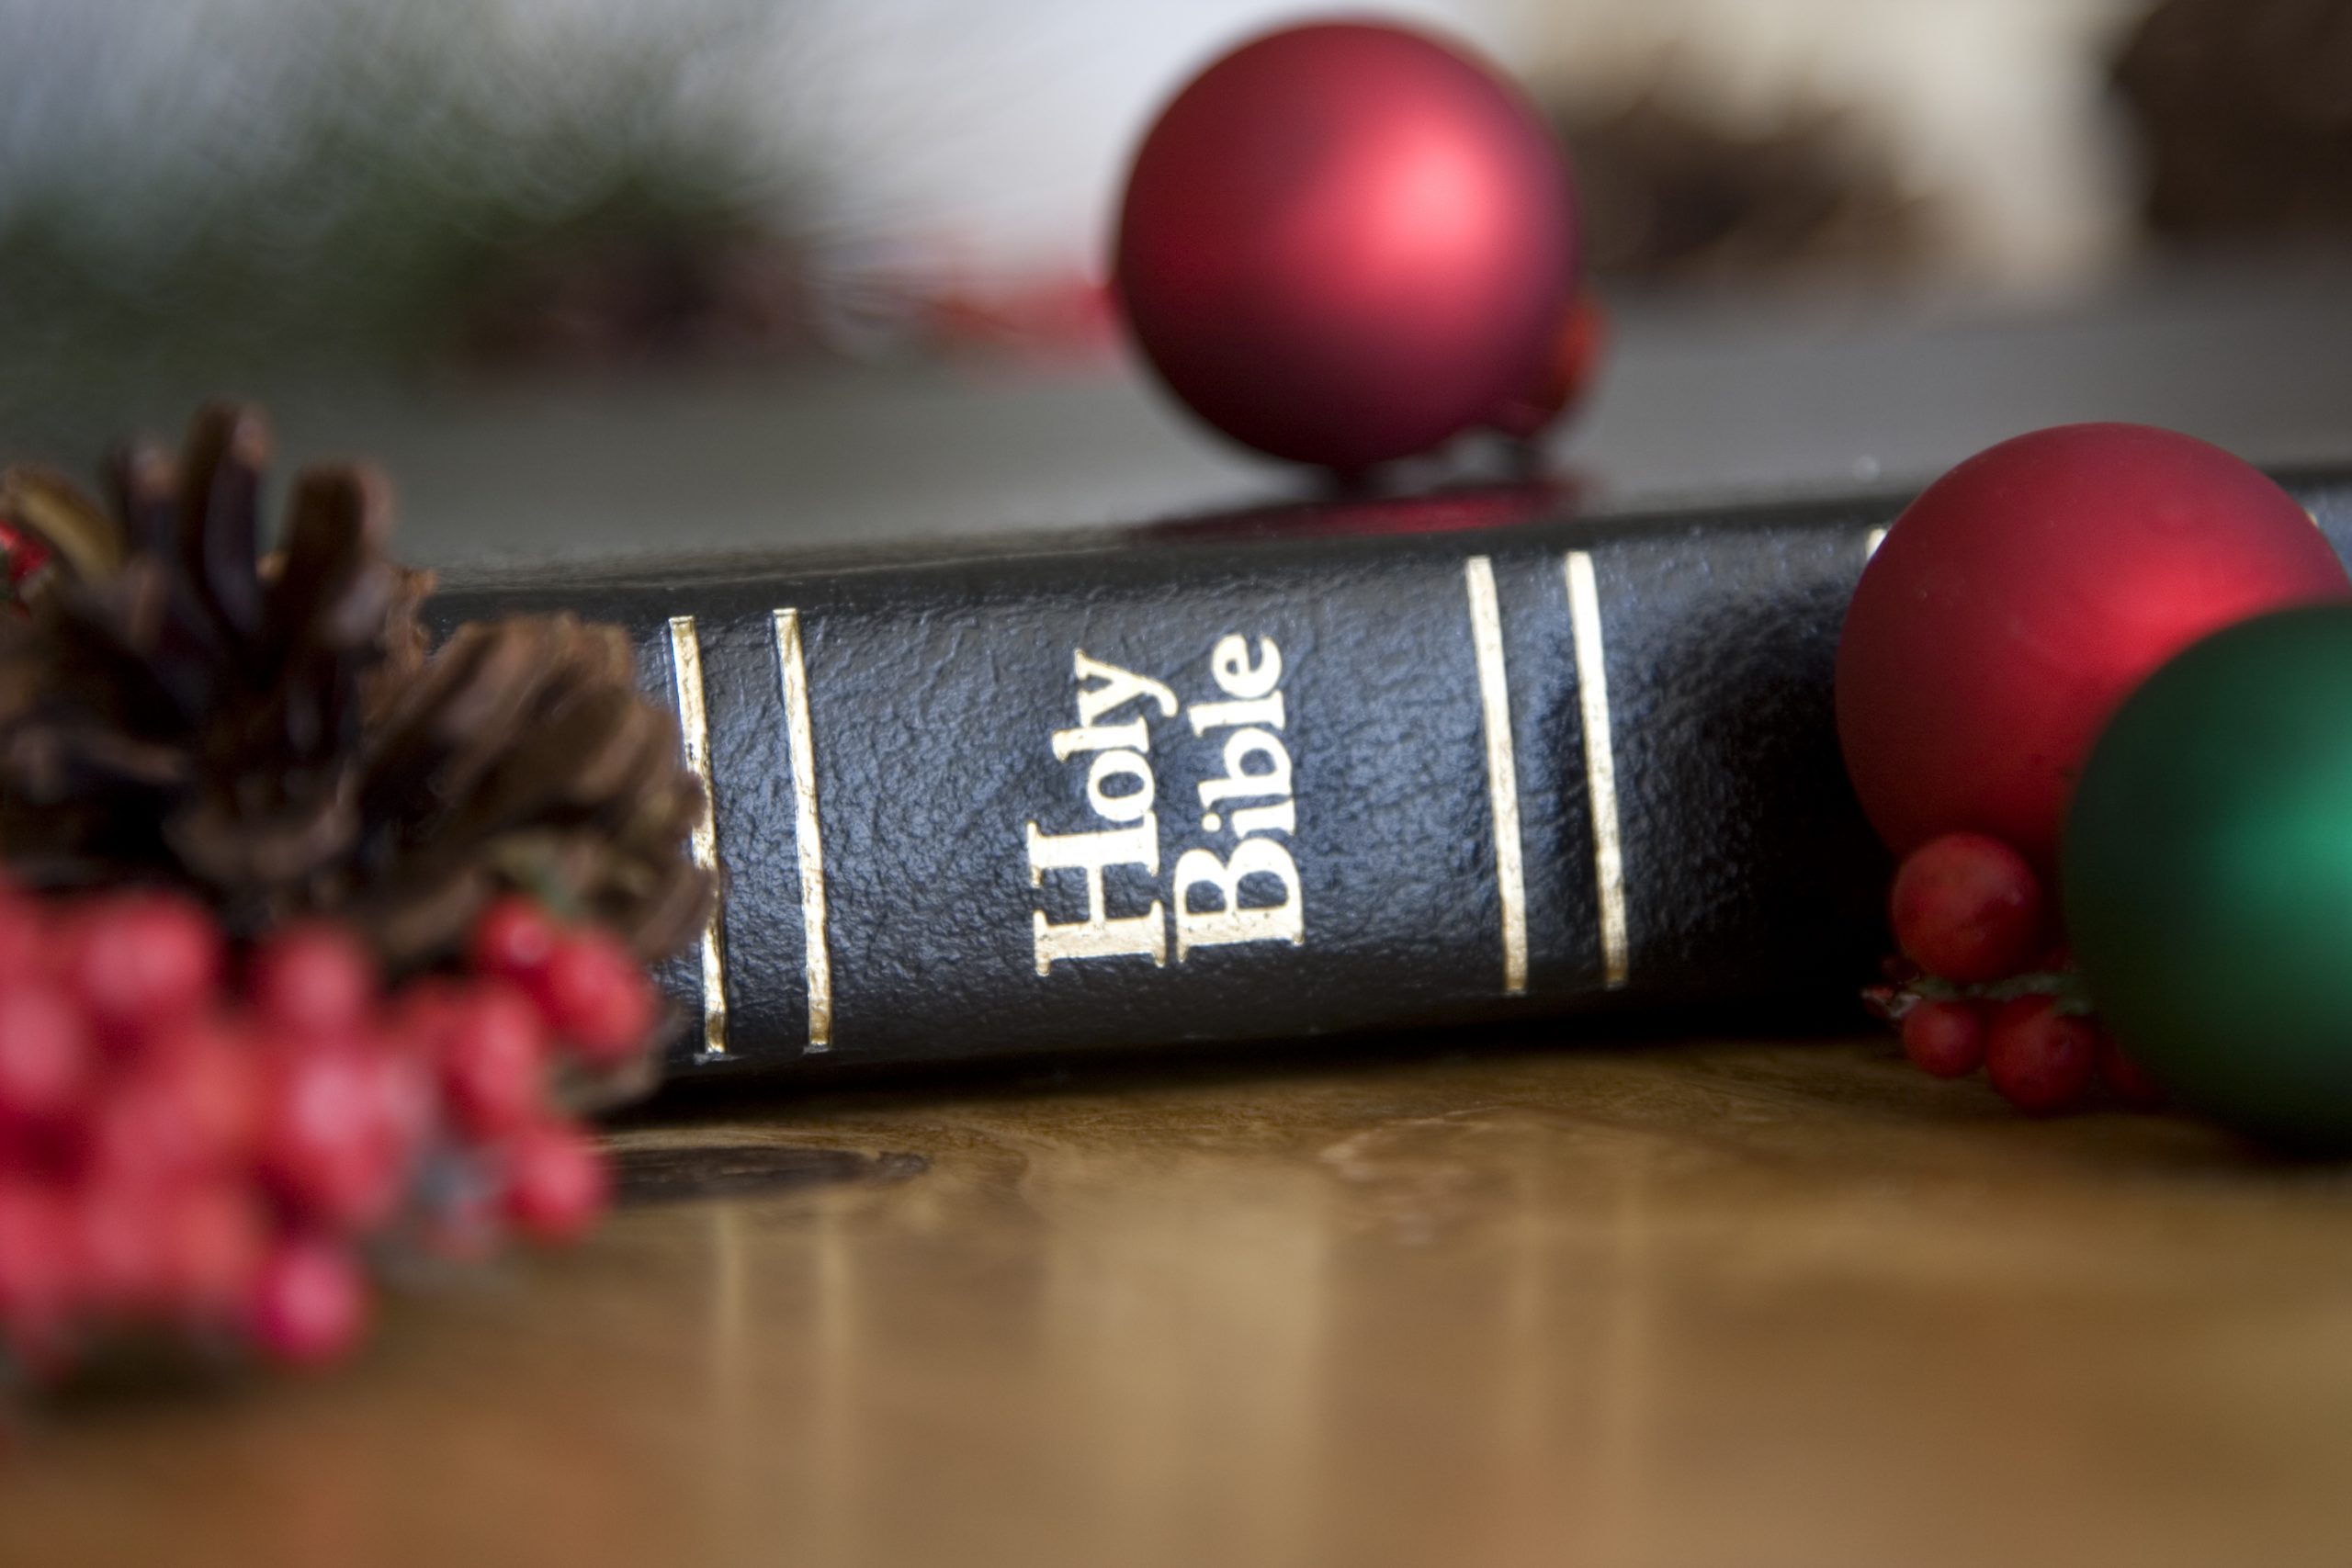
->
[{"left": 429, "top": 470, "right": 2352, "bottom": 1078}]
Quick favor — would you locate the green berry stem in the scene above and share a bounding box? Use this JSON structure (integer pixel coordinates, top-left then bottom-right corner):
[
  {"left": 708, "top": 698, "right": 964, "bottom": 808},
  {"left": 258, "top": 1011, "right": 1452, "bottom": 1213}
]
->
[{"left": 1912, "top": 968, "right": 2098, "bottom": 1015}]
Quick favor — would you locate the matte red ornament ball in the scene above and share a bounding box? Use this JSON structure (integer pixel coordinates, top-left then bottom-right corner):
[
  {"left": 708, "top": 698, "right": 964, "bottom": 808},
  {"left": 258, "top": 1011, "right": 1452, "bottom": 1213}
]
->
[
  {"left": 1838, "top": 424, "right": 2350, "bottom": 873},
  {"left": 1115, "top": 21, "right": 1578, "bottom": 469}
]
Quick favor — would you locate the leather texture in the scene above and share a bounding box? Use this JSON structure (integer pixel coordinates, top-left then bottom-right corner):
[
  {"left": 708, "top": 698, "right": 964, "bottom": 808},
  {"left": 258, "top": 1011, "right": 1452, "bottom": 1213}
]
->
[{"left": 428, "top": 469, "right": 2352, "bottom": 1078}]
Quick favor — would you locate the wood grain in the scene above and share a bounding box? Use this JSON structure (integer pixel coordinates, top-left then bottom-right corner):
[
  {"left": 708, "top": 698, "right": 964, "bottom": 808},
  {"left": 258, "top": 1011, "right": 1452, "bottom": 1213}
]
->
[{"left": 10, "top": 1036, "right": 2352, "bottom": 1568}]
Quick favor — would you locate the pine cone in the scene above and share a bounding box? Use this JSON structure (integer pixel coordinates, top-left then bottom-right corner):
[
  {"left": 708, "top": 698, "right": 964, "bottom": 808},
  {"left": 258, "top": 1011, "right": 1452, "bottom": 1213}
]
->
[{"left": 0, "top": 402, "right": 713, "bottom": 972}]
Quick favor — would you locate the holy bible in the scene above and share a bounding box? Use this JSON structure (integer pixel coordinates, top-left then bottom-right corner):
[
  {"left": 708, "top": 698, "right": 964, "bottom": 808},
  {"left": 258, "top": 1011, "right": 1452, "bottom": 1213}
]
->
[{"left": 428, "top": 470, "right": 2352, "bottom": 1078}]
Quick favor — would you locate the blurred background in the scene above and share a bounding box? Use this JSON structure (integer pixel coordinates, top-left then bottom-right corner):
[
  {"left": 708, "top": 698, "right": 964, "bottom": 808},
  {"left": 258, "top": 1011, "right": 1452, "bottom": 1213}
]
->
[{"left": 0, "top": 0, "right": 2347, "bottom": 562}]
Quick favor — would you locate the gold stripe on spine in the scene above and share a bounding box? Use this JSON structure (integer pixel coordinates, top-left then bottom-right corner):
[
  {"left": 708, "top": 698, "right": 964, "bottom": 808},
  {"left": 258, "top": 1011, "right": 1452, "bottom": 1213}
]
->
[
  {"left": 772, "top": 609, "right": 835, "bottom": 1051},
  {"left": 1864, "top": 526, "right": 1888, "bottom": 560},
  {"left": 1565, "top": 552, "right": 1631, "bottom": 990},
  {"left": 1464, "top": 557, "right": 1530, "bottom": 997},
  {"left": 667, "top": 615, "right": 729, "bottom": 1058}
]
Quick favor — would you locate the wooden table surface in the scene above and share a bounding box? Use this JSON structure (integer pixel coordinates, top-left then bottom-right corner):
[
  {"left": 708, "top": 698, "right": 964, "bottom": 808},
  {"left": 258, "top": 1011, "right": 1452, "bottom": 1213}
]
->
[{"left": 9, "top": 1035, "right": 2352, "bottom": 1568}]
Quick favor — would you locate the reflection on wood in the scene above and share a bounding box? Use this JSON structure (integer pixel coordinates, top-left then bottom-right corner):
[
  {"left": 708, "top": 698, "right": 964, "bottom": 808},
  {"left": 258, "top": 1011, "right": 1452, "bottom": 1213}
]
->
[{"left": 10, "top": 1037, "right": 2352, "bottom": 1567}]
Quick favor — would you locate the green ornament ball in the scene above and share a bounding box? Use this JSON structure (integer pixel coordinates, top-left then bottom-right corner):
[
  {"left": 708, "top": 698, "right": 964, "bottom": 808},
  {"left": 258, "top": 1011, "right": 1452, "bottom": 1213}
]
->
[{"left": 2065, "top": 605, "right": 2352, "bottom": 1149}]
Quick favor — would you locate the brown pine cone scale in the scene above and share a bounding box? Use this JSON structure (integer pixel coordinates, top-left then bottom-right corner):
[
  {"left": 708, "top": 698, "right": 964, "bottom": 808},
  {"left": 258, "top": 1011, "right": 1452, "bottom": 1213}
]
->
[{"left": 0, "top": 401, "right": 713, "bottom": 976}]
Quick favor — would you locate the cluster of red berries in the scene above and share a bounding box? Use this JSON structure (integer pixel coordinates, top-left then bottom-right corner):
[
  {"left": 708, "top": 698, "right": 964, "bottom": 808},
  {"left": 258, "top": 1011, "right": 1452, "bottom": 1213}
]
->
[
  {"left": 1867, "top": 833, "right": 2160, "bottom": 1115},
  {"left": 0, "top": 883, "right": 657, "bottom": 1383},
  {"left": 0, "top": 516, "right": 53, "bottom": 610}
]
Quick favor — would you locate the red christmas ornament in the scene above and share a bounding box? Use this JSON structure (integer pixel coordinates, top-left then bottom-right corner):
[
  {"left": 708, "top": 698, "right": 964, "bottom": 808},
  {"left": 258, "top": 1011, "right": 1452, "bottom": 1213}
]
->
[
  {"left": 1838, "top": 423, "right": 2349, "bottom": 872},
  {"left": 1115, "top": 21, "right": 1579, "bottom": 468}
]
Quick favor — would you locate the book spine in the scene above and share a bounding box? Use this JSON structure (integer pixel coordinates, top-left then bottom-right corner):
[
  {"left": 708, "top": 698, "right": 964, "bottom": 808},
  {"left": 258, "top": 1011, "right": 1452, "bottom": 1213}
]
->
[{"left": 430, "top": 472, "right": 2352, "bottom": 1077}]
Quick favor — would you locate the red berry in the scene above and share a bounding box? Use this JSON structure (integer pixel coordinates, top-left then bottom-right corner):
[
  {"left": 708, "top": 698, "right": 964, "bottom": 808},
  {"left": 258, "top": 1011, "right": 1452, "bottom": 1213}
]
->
[
  {"left": 0, "top": 516, "right": 52, "bottom": 597},
  {"left": 0, "top": 893, "right": 53, "bottom": 986},
  {"left": 469, "top": 896, "right": 560, "bottom": 983},
  {"left": 257, "top": 1043, "right": 415, "bottom": 1230},
  {"left": 536, "top": 931, "right": 655, "bottom": 1066},
  {"left": 388, "top": 978, "right": 464, "bottom": 1051},
  {"left": 1890, "top": 833, "right": 2044, "bottom": 984},
  {"left": 61, "top": 892, "right": 222, "bottom": 1036},
  {"left": 502, "top": 1120, "right": 609, "bottom": 1244},
  {"left": 1984, "top": 997, "right": 2099, "bottom": 1115},
  {"left": 87, "top": 1024, "right": 262, "bottom": 1187},
  {"left": 73, "top": 1177, "right": 170, "bottom": 1314},
  {"left": 246, "top": 1236, "right": 369, "bottom": 1368},
  {"left": 0, "top": 983, "right": 94, "bottom": 1124},
  {"left": 437, "top": 982, "right": 548, "bottom": 1140},
  {"left": 2097, "top": 1033, "right": 2165, "bottom": 1108},
  {"left": 1486, "top": 290, "right": 1609, "bottom": 438},
  {"left": 0, "top": 1179, "right": 76, "bottom": 1350},
  {"left": 249, "top": 922, "right": 377, "bottom": 1036},
  {"left": 1900, "top": 1000, "right": 1986, "bottom": 1079},
  {"left": 156, "top": 1020, "right": 266, "bottom": 1162},
  {"left": 154, "top": 1181, "right": 268, "bottom": 1320},
  {"left": 366, "top": 1043, "right": 435, "bottom": 1169}
]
